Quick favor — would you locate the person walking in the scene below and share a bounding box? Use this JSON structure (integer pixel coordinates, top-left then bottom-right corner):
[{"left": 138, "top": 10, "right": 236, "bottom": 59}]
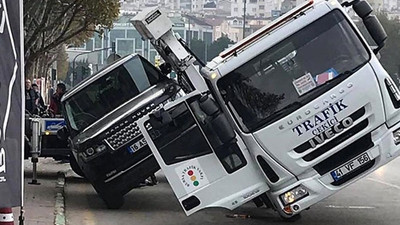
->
[
  {"left": 49, "top": 83, "right": 67, "bottom": 117},
  {"left": 32, "top": 83, "right": 45, "bottom": 114},
  {"left": 25, "top": 79, "right": 38, "bottom": 114}
]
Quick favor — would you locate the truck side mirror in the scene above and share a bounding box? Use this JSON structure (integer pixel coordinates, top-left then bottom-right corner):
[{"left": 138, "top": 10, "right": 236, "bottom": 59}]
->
[
  {"left": 351, "top": 0, "right": 387, "bottom": 54},
  {"left": 353, "top": 0, "right": 373, "bottom": 19},
  {"left": 363, "top": 15, "right": 387, "bottom": 54},
  {"left": 57, "top": 126, "right": 70, "bottom": 141}
]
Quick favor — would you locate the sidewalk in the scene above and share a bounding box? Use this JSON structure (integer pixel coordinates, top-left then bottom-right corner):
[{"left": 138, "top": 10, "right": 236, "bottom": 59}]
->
[{"left": 12, "top": 159, "right": 69, "bottom": 225}]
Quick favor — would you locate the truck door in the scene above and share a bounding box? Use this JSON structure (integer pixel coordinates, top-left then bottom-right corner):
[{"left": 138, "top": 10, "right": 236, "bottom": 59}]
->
[{"left": 137, "top": 93, "right": 269, "bottom": 215}]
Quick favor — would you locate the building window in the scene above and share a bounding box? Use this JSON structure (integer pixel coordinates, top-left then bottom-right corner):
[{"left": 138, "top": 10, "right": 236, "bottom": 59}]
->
[
  {"left": 259, "top": 5, "right": 265, "bottom": 10},
  {"left": 260, "top": 13, "right": 265, "bottom": 17},
  {"left": 116, "top": 38, "right": 135, "bottom": 57}
]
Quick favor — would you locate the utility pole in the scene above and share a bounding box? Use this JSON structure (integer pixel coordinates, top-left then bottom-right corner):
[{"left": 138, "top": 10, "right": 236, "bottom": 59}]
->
[
  {"left": 188, "top": 1, "right": 192, "bottom": 47},
  {"left": 205, "top": 40, "right": 208, "bottom": 62},
  {"left": 243, "top": 0, "right": 247, "bottom": 39}
]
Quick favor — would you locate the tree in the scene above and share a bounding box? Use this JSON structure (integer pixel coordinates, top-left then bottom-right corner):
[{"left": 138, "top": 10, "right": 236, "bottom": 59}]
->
[
  {"left": 56, "top": 45, "right": 69, "bottom": 81},
  {"left": 189, "top": 36, "right": 235, "bottom": 64},
  {"left": 190, "top": 38, "right": 206, "bottom": 63},
  {"left": 24, "top": 0, "right": 120, "bottom": 78},
  {"left": 207, "top": 36, "right": 235, "bottom": 61}
]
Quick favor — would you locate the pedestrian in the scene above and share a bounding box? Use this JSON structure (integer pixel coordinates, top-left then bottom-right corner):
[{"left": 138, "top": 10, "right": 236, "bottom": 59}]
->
[
  {"left": 32, "top": 83, "right": 46, "bottom": 114},
  {"left": 49, "top": 83, "right": 67, "bottom": 117},
  {"left": 25, "top": 79, "right": 38, "bottom": 115}
]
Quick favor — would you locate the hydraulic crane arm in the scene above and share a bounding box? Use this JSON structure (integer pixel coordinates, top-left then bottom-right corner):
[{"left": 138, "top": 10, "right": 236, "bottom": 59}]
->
[{"left": 131, "top": 8, "right": 208, "bottom": 93}]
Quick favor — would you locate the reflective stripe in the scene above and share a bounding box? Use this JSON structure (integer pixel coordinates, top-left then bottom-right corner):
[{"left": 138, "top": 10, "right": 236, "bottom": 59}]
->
[{"left": 0, "top": 213, "right": 14, "bottom": 222}]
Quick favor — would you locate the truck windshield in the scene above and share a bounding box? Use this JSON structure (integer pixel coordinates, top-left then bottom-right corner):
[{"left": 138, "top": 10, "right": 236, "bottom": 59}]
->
[
  {"left": 64, "top": 55, "right": 164, "bottom": 132},
  {"left": 217, "top": 10, "right": 370, "bottom": 133}
]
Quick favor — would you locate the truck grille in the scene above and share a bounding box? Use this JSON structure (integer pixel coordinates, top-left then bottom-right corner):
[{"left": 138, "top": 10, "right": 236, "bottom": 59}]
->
[
  {"left": 303, "top": 119, "right": 368, "bottom": 162},
  {"left": 293, "top": 107, "right": 366, "bottom": 156},
  {"left": 313, "top": 133, "right": 374, "bottom": 175}
]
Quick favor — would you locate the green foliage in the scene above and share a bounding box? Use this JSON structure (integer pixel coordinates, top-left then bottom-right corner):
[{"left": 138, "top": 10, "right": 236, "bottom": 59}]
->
[
  {"left": 207, "top": 36, "right": 235, "bottom": 61},
  {"left": 24, "top": 0, "right": 120, "bottom": 77},
  {"left": 189, "top": 36, "right": 235, "bottom": 64},
  {"left": 190, "top": 38, "right": 206, "bottom": 63}
]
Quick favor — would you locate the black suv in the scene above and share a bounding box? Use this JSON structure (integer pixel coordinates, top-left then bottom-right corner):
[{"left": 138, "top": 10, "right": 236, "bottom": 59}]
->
[{"left": 59, "top": 54, "right": 180, "bottom": 208}]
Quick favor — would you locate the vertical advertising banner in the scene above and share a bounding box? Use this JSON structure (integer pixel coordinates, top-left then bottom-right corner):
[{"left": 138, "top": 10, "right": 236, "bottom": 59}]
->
[{"left": 0, "top": 0, "right": 23, "bottom": 207}]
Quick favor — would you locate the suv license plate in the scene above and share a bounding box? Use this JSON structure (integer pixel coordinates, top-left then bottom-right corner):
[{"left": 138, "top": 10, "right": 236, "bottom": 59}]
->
[
  {"left": 127, "top": 137, "right": 147, "bottom": 154},
  {"left": 330, "top": 152, "right": 371, "bottom": 181}
]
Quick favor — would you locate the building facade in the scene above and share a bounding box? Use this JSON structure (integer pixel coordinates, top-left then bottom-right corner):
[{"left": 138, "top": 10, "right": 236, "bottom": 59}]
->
[{"left": 231, "top": 0, "right": 282, "bottom": 18}]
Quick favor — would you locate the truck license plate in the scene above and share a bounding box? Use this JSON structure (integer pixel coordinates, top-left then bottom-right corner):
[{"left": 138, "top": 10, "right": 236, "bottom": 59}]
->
[
  {"left": 127, "top": 137, "right": 147, "bottom": 154},
  {"left": 330, "top": 152, "right": 371, "bottom": 181}
]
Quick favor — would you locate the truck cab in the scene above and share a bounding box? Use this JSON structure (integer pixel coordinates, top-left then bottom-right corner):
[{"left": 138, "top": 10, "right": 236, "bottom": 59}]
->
[
  {"left": 133, "top": 0, "right": 400, "bottom": 219},
  {"left": 59, "top": 54, "right": 180, "bottom": 208}
]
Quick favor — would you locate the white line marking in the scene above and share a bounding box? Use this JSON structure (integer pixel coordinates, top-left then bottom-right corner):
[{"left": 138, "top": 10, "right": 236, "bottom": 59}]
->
[
  {"left": 367, "top": 178, "right": 400, "bottom": 190},
  {"left": 0, "top": 2, "right": 5, "bottom": 34},
  {"left": 3, "top": 63, "right": 18, "bottom": 141},
  {"left": 3, "top": 0, "right": 17, "bottom": 59},
  {"left": 0, "top": 11, "right": 5, "bottom": 34},
  {"left": 326, "top": 205, "right": 375, "bottom": 209}
]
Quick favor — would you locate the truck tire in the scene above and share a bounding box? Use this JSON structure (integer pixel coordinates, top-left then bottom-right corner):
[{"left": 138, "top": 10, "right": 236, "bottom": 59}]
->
[
  {"left": 280, "top": 213, "right": 302, "bottom": 222},
  {"left": 69, "top": 155, "right": 85, "bottom": 178}
]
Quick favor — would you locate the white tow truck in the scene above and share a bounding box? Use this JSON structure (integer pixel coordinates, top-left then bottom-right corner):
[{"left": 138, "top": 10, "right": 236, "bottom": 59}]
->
[{"left": 132, "top": 0, "right": 400, "bottom": 219}]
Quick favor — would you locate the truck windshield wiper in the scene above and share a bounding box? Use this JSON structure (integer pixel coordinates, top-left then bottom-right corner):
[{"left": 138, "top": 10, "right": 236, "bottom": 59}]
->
[{"left": 338, "top": 64, "right": 363, "bottom": 77}]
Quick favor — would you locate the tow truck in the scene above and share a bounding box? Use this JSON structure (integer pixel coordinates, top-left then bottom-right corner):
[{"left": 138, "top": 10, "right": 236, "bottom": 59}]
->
[
  {"left": 24, "top": 112, "right": 79, "bottom": 184},
  {"left": 130, "top": 0, "right": 400, "bottom": 219}
]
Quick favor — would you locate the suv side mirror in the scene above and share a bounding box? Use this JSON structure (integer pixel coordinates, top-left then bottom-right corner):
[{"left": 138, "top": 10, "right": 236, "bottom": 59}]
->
[{"left": 57, "top": 126, "right": 70, "bottom": 141}]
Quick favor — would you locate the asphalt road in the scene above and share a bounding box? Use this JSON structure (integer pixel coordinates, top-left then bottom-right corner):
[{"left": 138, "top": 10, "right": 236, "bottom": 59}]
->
[{"left": 64, "top": 157, "right": 400, "bottom": 225}]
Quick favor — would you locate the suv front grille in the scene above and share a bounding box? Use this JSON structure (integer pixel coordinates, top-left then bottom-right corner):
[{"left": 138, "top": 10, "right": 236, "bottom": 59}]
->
[{"left": 104, "top": 102, "right": 160, "bottom": 150}]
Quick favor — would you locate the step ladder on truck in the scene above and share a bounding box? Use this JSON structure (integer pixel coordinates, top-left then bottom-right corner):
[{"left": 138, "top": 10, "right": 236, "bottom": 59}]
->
[{"left": 132, "top": 0, "right": 400, "bottom": 219}]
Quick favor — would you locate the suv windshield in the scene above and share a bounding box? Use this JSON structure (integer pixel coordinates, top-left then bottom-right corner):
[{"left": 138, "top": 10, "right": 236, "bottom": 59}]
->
[
  {"left": 217, "top": 10, "right": 370, "bottom": 133},
  {"left": 64, "top": 55, "right": 164, "bottom": 132}
]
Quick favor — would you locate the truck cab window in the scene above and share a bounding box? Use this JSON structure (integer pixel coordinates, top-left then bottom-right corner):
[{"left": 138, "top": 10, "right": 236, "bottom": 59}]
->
[{"left": 218, "top": 10, "right": 370, "bottom": 133}]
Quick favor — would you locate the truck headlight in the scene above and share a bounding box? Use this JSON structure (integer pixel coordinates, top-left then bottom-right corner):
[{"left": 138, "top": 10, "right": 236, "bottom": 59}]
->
[
  {"left": 393, "top": 128, "right": 400, "bottom": 145},
  {"left": 280, "top": 186, "right": 308, "bottom": 206}
]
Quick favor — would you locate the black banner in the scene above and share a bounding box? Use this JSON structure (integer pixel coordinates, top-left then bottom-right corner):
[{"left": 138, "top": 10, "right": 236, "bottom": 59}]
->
[{"left": 0, "top": 0, "right": 23, "bottom": 207}]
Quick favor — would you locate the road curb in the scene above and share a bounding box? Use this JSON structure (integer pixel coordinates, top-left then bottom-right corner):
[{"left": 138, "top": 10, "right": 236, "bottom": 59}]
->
[{"left": 54, "top": 171, "right": 66, "bottom": 225}]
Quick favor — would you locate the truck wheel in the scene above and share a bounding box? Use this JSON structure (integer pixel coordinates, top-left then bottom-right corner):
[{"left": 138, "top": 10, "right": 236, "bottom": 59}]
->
[
  {"left": 102, "top": 194, "right": 125, "bottom": 209},
  {"left": 280, "top": 213, "right": 302, "bottom": 222},
  {"left": 69, "top": 155, "right": 85, "bottom": 178}
]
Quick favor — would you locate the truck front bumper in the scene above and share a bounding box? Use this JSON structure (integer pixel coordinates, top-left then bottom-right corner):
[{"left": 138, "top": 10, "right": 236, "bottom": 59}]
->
[{"left": 268, "top": 121, "right": 400, "bottom": 217}]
